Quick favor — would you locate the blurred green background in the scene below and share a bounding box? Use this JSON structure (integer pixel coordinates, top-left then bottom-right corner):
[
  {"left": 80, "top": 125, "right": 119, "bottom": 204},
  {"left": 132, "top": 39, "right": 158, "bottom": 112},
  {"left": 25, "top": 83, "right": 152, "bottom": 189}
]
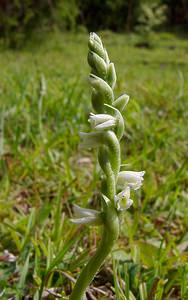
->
[{"left": 0, "top": 0, "right": 188, "bottom": 48}]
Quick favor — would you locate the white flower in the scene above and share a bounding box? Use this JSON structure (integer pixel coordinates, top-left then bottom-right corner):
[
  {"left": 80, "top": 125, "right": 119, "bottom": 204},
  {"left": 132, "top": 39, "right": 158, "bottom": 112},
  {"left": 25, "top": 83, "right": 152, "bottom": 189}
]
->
[
  {"left": 88, "top": 113, "right": 116, "bottom": 131},
  {"left": 117, "top": 171, "right": 145, "bottom": 190},
  {"left": 115, "top": 187, "right": 133, "bottom": 211},
  {"left": 70, "top": 204, "right": 102, "bottom": 225}
]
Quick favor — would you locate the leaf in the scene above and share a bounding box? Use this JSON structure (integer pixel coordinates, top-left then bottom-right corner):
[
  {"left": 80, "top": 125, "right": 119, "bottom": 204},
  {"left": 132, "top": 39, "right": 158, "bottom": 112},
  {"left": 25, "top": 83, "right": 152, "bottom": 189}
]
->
[{"left": 17, "top": 252, "right": 30, "bottom": 294}]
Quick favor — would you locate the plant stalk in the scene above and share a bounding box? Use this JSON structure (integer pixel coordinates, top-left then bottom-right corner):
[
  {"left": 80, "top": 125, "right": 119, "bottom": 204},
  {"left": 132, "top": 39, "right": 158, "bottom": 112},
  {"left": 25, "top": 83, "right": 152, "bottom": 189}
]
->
[{"left": 69, "top": 205, "right": 119, "bottom": 300}]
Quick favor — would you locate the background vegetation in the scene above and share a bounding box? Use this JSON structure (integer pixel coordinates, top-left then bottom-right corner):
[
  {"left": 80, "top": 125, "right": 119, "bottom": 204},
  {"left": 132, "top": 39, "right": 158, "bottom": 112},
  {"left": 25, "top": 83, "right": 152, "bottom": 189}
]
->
[
  {"left": 0, "top": 1, "right": 188, "bottom": 299},
  {"left": 0, "top": 0, "right": 188, "bottom": 47}
]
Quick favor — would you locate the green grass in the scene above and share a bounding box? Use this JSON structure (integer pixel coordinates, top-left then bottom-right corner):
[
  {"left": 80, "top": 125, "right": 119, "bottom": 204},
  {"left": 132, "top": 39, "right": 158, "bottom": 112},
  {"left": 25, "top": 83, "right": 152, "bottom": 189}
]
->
[{"left": 0, "top": 30, "right": 188, "bottom": 299}]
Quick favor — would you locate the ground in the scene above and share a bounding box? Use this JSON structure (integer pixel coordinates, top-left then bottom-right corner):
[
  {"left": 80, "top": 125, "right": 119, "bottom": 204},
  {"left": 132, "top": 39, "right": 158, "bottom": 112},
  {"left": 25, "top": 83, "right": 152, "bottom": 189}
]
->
[{"left": 0, "top": 30, "right": 188, "bottom": 299}]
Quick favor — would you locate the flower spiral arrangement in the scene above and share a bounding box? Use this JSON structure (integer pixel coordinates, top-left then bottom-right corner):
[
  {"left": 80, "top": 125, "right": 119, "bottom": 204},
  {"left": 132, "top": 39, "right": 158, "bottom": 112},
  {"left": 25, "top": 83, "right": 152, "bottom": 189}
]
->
[{"left": 70, "top": 33, "right": 145, "bottom": 300}]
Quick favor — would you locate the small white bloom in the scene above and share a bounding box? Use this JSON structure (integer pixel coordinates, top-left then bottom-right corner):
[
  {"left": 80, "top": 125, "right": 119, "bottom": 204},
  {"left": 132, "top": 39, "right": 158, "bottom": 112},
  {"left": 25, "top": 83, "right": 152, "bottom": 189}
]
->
[
  {"left": 88, "top": 113, "right": 116, "bottom": 131},
  {"left": 70, "top": 204, "right": 102, "bottom": 225},
  {"left": 115, "top": 187, "right": 133, "bottom": 211},
  {"left": 117, "top": 171, "right": 145, "bottom": 190}
]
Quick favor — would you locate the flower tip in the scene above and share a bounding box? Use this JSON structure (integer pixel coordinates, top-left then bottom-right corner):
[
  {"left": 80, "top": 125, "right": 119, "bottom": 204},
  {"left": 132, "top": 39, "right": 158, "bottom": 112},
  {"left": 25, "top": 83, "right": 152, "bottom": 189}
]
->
[
  {"left": 89, "top": 32, "right": 102, "bottom": 45},
  {"left": 90, "top": 32, "right": 95, "bottom": 39}
]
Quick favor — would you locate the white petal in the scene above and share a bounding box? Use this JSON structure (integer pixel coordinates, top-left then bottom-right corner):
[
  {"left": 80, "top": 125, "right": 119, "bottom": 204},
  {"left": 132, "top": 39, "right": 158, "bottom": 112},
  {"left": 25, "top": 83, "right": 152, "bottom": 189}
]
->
[
  {"left": 125, "top": 198, "right": 133, "bottom": 209},
  {"left": 73, "top": 204, "right": 100, "bottom": 218},
  {"left": 88, "top": 113, "right": 116, "bottom": 129},
  {"left": 123, "top": 171, "right": 145, "bottom": 179},
  {"left": 117, "top": 171, "right": 145, "bottom": 190},
  {"left": 120, "top": 199, "right": 133, "bottom": 211},
  {"left": 115, "top": 187, "right": 133, "bottom": 211},
  {"left": 116, "top": 187, "right": 130, "bottom": 201},
  {"left": 95, "top": 119, "right": 116, "bottom": 130}
]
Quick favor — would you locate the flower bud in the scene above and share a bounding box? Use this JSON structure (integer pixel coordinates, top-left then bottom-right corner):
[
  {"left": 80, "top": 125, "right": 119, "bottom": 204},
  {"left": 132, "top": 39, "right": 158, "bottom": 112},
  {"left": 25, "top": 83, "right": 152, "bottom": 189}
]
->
[
  {"left": 90, "top": 32, "right": 103, "bottom": 47},
  {"left": 107, "top": 63, "right": 116, "bottom": 90},
  {"left": 88, "top": 51, "right": 107, "bottom": 78},
  {"left": 113, "top": 94, "right": 129, "bottom": 112},
  {"left": 104, "top": 48, "right": 110, "bottom": 64},
  {"left": 89, "top": 74, "right": 114, "bottom": 104},
  {"left": 88, "top": 35, "right": 106, "bottom": 60}
]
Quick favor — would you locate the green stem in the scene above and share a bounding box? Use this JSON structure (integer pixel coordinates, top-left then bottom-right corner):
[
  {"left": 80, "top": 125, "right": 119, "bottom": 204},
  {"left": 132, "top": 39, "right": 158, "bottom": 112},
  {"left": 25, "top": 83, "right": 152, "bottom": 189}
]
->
[
  {"left": 69, "top": 206, "right": 119, "bottom": 300},
  {"left": 98, "top": 146, "right": 116, "bottom": 200},
  {"left": 104, "top": 131, "right": 121, "bottom": 178}
]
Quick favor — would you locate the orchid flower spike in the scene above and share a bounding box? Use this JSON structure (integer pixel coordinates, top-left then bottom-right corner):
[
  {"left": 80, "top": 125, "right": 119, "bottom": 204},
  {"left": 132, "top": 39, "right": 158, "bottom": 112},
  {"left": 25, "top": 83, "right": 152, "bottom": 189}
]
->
[
  {"left": 117, "top": 171, "right": 145, "bottom": 190},
  {"left": 70, "top": 33, "right": 145, "bottom": 300}
]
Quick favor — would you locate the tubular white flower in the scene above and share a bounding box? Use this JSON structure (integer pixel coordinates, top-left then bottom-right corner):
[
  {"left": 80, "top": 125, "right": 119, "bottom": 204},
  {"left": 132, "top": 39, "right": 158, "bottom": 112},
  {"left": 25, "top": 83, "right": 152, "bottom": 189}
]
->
[
  {"left": 115, "top": 187, "right": 133, "bottom": 211},
  {"left": 89, "top": 113, "right": 116, "bottom": 131},
  {"left": 70, "top": 204, "right": 102, "bottom": 225},
  {"left": 117, "top": 171, "right": 145, "bottom": 190}
]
